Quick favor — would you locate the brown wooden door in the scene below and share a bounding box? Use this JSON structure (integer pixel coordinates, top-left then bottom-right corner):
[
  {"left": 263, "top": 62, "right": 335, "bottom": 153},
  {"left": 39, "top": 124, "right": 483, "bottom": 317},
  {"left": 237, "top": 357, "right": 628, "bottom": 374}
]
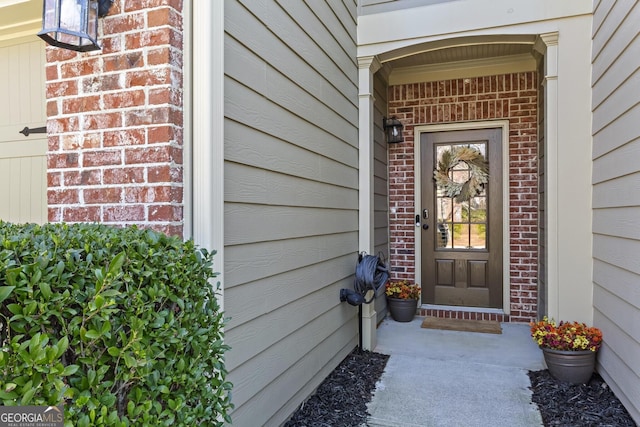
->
[{"left": 420, "top": 128, "right": 502, "bottom": 308}]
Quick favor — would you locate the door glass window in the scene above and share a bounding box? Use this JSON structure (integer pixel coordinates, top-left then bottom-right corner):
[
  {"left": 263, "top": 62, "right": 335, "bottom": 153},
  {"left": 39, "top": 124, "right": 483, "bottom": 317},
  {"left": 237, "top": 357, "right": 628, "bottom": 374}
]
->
[{"left": 435, "top": 143, "right": 488, "bottom": 250}]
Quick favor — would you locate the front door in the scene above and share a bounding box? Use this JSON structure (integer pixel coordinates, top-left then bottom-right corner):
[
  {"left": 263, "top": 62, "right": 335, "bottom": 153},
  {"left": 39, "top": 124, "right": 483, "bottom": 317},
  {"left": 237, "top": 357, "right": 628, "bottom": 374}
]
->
[{"left": 420, "top": 128, "right": 502, "bottom": 308}]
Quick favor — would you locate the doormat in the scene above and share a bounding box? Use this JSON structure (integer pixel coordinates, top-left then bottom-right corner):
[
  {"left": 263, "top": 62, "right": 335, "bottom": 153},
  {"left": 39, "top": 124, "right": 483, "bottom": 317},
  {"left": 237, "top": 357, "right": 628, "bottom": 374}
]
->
[{"left": 420, "top": 317, "right": 502, "bottom": 334}]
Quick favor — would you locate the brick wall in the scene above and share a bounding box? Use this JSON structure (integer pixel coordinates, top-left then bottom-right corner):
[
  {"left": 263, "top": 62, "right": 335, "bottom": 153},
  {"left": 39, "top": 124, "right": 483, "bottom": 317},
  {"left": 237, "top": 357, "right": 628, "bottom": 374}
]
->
[
  {"left": 45, "top": 0, "right": 184, "bottom": 237},
  {"left": 388, "top": 72, "right": 538, "bottom": 322}
]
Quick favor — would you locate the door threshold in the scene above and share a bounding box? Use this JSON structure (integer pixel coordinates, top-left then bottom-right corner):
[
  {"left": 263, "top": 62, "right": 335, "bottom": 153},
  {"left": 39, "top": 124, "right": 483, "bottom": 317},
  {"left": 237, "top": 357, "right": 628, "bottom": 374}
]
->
[{"left": 420, "top": 304, "right": 509, "bottom": 322}]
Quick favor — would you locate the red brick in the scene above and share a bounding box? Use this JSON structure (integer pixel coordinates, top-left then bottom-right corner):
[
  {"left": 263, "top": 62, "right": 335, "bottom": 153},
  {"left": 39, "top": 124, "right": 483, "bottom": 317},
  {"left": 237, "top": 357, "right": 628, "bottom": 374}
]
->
[
  {"left": 60, "top": 57, "right": 101, "bottom": 79},
  {"left": 149, "top": 87, "right": 171, "bottom": 105},
  {"left": 82, "top": 133, "right": 102, "bottom": 149},
  {"left": 124, "top": 185, "right": 174, "bottom": 203},
  {"left": 48, "top": 207, "right": 61, "bottom": 222},
  {"left": 46, "top": 47, "right": 77, "bottom": 62},
  {"left": 124, "top": 0, "right": 182, "bottom": 12},
  {"left": 46, "top": 80, "right": 78, "bottom": 98},
  {"left": 103, "top": 205, "right": 145, "bottom": 222},
  {"left": 48, "top": 172, "right": 62, "bottom": 187},
  {"left": 45, "top": 2, "right": 185, "bottom": 239},
  {"left": 103, "top": 167, "right": 145, "bottom": 184},
  {"left": 63, "top": 95, "right": 101, "bottom": 114},
  {"left": 103, "top": 13, "right": 145, "bottom": 34},
  {"left": 59, "top": 134, "right": 79, "bottom": 151},
  {"left": 126, "top": 28, "right": 173, "bottom": 50},
  {"left": 103, "top": 90, "right": 146, "bottom": 109},
  {"left": 100, "top": 35, "right": 122, "bottom": 54},
  {"left": 150, "top": 223, "right": 183, "bottom": 238},
  {"left": 147, "top": 47, "right": 169, "bottom": 66},
  {"left": 47, "top": 100, "right": 58, "bottom": 116},
  {"left": 83, "top": 112, "right": 122, "bottom": 130},
  {"left": 46, "top": 65, "right": 58, "bottom": 81},
  {"left": 64, "top": 169, "right": 101, "bottom": 186},
  {"left": 62, "top": 206, "right": 101, "bottom": 222},
  {"left": 125, "top": 146, "right": 174, "bottom": 164},
  {"left": 104, "top": 52, "right": 144, "bottom": 72},
  {"left": 103, "top": 129, "right": 146, "bottom": 147},
  {"left": 127, "top": 68, "right": 171, "bottom": 87},
  {"left": 149, "top": 204, "right": 182, "bottom": 221},
  {"left": 147, "top": 165, "right": 171, "bottom": 182},
  {"left": 82, "top": 74, "right": 121, "bottom": 93},
  {"left": 84, "top": 187, "right": 122, "bottom": 204},
  {"left": 47, "top": 135, "right": 60, "bottom": 152},
  {"left": 148, "top": 7, "right": 182, "bottom": 28},
  {"left": 158, "top": 46, "right": 182, "bottom": 68},
  {"left": 83, "top": 150, "right": 122, "bottom": 167},
  {"left": 148, "top": 125, "right": 175, "bottom": 143},
  {"left": 125, "top": 107, "right": 170, "bottom": 126},
  {"left": 48, "top": 189, "right": 80, "bottom": 205},
  {"left": 48, "top": 152, "right": 79, "bottom": 169}
]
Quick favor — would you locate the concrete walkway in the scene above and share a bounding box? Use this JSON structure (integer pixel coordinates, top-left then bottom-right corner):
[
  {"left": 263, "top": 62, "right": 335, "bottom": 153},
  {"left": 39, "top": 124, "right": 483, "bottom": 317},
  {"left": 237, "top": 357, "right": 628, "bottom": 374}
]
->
[{"left": 366, "top": 317, "right": 546, "bottom": 427}]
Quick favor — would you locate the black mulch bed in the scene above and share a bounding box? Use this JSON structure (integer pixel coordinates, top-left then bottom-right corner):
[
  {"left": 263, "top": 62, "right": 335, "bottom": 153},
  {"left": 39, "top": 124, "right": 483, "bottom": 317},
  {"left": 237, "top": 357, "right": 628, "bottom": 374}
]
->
[
  {"left": 284, "top": 349, "right": 638, "bottom": 427},
  {"left": 529, "top": 370, "right": 637, "bottom": 427},
  {"left": 284, "top": 348, "right": 389, "bottom": 427}
]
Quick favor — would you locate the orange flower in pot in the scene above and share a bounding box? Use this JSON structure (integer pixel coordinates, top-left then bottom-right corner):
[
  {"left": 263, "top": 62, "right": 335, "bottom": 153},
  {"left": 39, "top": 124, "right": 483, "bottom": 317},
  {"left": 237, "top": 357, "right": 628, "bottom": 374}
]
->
[
  {"left": 385, "top": 280, "right": 420, "bottom": 322},
  {"left": 530, "top": 317, "right": 603, "bottom": 384}
]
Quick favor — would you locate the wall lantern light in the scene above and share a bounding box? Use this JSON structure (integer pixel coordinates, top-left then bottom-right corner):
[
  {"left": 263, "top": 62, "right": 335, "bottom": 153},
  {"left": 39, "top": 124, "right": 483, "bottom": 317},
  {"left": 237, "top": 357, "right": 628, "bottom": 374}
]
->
[
  {"left": 383, "top": 116, "right": 404, "bottom": 143},
  {"left": 38, "top": 0, "right": 114, "bottom": 52}
]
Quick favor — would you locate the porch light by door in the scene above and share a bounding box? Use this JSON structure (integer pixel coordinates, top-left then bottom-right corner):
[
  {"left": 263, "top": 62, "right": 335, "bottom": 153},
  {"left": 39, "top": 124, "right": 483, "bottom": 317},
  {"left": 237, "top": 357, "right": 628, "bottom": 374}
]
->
[
  {"left": 383, "top": 116, "right": 404, "bottom": 143},
  {"left": 38, "top": 0, "right": 114, "bottom": 52}
]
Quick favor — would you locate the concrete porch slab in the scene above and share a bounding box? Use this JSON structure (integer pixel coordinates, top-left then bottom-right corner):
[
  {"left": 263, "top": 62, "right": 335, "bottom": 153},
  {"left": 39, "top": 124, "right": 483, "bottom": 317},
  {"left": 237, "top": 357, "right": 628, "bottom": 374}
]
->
[{"left": 366, "top": 317, "right": 545, "bottom": 427}]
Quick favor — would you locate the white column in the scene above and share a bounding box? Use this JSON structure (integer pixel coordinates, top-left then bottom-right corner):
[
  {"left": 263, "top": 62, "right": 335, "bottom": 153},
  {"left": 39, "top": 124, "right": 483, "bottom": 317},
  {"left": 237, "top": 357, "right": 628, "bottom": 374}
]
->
[
  {"left": 192, "top": 1, "right": 225, "bottom": 308},
  {"left": 537, "top": 32, "right": 559, "bottom": 320},
  {"left": 358, "top": 55, "right": 381, "bottom": 351}
]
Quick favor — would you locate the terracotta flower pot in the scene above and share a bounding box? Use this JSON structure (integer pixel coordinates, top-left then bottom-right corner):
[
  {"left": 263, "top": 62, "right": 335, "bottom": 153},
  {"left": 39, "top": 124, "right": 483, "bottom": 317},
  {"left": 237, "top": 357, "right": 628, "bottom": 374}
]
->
[
  {"left": 542, "top": 347, "right": 597, "bottom": 384},
  {"left": 386, "top": 297, "right": 418, "bottom": 322}
]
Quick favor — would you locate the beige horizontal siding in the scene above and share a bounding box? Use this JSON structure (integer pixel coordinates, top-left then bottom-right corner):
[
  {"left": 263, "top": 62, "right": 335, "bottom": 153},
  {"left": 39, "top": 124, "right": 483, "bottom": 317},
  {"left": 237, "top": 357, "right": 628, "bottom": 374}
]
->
[
  {"left": 591, "top": 0, "right": 640, "bottom": 422},
  {"left": 225, "top": 253, "right": 358, "bottom": 329},
  {"left": 224, "top": 1, "right": 360, "bottom": 425}
]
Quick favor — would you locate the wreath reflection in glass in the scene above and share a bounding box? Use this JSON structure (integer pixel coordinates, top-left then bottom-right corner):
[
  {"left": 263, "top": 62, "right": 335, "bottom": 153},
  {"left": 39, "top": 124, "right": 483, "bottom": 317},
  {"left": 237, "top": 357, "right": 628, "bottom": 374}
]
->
[{"left": 433, "top": 146, "right": 488, "bottom": 203}]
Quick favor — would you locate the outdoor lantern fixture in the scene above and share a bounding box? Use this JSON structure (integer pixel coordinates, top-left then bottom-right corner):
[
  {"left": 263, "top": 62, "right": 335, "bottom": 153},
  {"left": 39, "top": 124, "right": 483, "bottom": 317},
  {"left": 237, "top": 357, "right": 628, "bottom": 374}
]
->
[
  {"left": 383, "top": 116, "right": 404, "bottom": 143},
  {"left": 38, "top": 0, "right": 114, "bottom": 52}
]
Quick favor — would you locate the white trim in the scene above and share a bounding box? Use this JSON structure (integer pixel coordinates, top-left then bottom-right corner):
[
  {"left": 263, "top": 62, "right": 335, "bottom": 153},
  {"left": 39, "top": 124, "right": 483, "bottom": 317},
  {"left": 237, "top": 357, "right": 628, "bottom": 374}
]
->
[
  {"left": 182, "top": 0, "right": 192, "bottom": 239},
  {"left": 413, "top": 120, "right": 511, "bottom": 315},
  {"left": 0, "top": 33, "right": 37, "bottom": 47},
  {"left": 357, "top": 0, "right": 591, "bottom": 56},
  {"left": 0, "top": 19, "right": 39, "bottom": 43},
  {"left": 191, "top": 1, "right": 225, "bottom": 307},
  {"left": 0, "top": 0, "right": 40, "bottom": 42},
  {"left": 538, "top": 32, "right": 559, "bottom": 320},
  {"left": 358, "top": 55, "right": 381, "bottom": 255},
  {"left": 389, "top": 53, "right": 536, "bottom": 85},
  {"left": 358, "top": 55, "right": 381, "bottom": 351}
]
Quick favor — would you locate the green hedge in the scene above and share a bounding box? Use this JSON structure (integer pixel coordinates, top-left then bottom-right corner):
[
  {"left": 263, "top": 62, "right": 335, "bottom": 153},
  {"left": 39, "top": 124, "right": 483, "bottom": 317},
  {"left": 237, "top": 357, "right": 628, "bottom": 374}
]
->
[{"left": 0, "top": 222, "right": 232, "bottom": 426}]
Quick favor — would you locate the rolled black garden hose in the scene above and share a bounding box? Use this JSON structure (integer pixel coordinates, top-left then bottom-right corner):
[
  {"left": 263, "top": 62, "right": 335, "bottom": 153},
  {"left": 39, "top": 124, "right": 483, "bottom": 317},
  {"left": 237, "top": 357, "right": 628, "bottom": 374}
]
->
[{"left": 353, "top": 252, "right": 389, "bottom": 304}]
